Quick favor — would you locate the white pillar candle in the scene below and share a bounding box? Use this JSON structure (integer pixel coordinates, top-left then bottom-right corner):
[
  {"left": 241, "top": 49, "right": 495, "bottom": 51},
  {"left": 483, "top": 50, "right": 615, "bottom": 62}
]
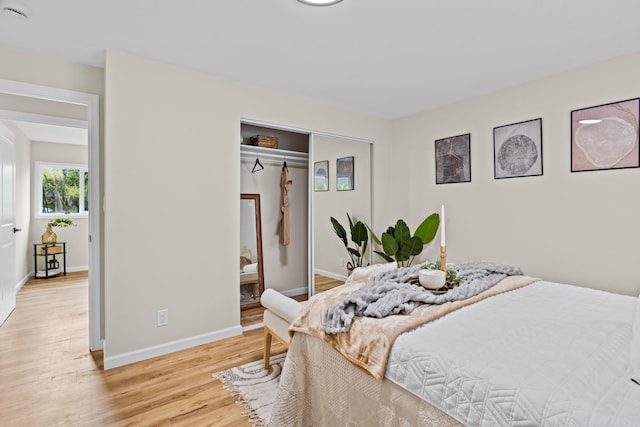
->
[{"left": 440, "top": 204, "right": 446, "bottom": 247}]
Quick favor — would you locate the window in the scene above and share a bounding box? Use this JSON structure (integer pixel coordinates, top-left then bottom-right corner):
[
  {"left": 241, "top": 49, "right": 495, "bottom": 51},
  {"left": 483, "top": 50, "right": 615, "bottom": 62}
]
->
[{"left": 35, "top": 162, "right": 88, "bottom": 218}]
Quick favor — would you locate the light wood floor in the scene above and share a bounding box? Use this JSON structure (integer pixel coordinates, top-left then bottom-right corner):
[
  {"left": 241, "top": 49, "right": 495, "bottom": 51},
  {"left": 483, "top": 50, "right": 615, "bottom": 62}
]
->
[
  {"left": 0, "top": 272, "right": 287, "bottom": 426},
  {"left": 314, "top": 274, "right": 344, "bottom": 293}
]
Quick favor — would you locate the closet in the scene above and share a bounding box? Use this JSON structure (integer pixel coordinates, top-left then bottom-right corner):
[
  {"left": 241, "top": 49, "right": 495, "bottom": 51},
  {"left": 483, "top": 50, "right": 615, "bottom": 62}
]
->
[
  {"left": 239, "top": 122, "right": 310, "bottom": 309},
  {"left": 239, "top": 120, "right": 373, "bottom": 311}
]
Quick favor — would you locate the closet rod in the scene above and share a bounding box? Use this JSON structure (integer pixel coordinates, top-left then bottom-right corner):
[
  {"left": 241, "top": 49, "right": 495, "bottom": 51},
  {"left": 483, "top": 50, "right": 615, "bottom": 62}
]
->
[
  {"left": 240, "top": 144, "right": 308, "bottom": 166},
  {"left": 242, "top": 156, "right": 307, "bottom": 168}
]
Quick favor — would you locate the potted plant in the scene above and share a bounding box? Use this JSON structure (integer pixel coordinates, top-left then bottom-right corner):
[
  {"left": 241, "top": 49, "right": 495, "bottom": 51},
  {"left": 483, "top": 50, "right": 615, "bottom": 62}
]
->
[
  {"left": 42, "top": 217, "right": 77, "bottom": 243},
  {"left": 422, "top": 260, "right": 462, "bottom": 289},
  {"left": 367, "top": 213, "right": 439, "bottom": 267},
  {"left": 330, "top": 213, "right": 369, "bottom": 273}
]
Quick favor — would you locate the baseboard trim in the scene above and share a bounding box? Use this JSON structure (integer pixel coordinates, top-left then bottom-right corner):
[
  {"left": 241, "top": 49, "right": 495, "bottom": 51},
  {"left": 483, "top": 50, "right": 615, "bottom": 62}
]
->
[
  {"left": 15, "top": 273, "right": 31, "bottom": 292},
  {"left": 242, "top": 322, "right": 264, "bottom": 332},
  {"left": 314, "top": 268, "right": 348, "bottom": 283},
  {"left": 103, "top": 325, "right": 243, "bottom": 370},
  {"left": 280, "top": 286, "right": 308, "bottom": 297}
]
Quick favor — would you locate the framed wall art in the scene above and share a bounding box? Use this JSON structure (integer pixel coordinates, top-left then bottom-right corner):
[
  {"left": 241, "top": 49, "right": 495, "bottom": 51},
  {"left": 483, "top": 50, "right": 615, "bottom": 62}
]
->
[
  {"left": 493, "top": 118, "right": 543, "bottom": 179},
  {"left": 336, "top": 156, "right": 354, "bottom": 191},
  {"left": 435, "top": 133, "right": 471, "bottom": 184},
  {"left": 314, "top": 160, "right": 329, "bottom": 191},
  {"left": 571, "top": 98, "right": 640, "bottom": 172}
]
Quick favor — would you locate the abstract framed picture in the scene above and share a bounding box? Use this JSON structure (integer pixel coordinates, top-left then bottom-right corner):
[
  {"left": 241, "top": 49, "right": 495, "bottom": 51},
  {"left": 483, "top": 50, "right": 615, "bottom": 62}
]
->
[
  {"left": 314, "top": 160, "right": 329, "bottom": 191},
  {"left": 336, "top": 156, "right": 354, "bottom": 191},
  {"left": 435, "top": 133, "right": 471, "bottom": 184},
  {"left": 571, "top": 98, "right": 640, "bottom": 172},
  {"left": 493, "top": 118, "right": 543, "bottom": 179}
]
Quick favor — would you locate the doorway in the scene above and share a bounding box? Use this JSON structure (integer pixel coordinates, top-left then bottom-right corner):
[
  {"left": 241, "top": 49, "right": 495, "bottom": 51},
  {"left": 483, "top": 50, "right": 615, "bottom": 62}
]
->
[{"left": 0, "top": 79, "right": 101, "bottom": 351}]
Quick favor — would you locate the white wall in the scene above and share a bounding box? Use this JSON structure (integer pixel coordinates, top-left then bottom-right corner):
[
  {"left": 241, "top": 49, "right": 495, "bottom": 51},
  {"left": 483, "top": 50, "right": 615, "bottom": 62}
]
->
[
  {"left": 392, "top": 51, "right": 640, "bottom": 296},
  {"left": 0, "top": 93, "right": 87, "bottom": 121},
  {"left": 103, "top": 50, "right": 393, "bottom": 366},
  {"left": 0, "top": 45, "right": 103, "bottom": 96}
]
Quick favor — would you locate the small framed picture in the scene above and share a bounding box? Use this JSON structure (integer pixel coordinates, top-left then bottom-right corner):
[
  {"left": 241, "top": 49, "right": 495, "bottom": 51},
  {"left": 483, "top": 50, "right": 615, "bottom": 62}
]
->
[
  {"left": 571, "top": 98, "right": 640, "bottom": 172},
  {"left": 435, "top": 134, "right": 471, "bottom": 184},
  {"left": 493, "top": 118, "right": 543, "bottom": 179},
  {"left": 314, "top": 160, "right": 329, "bottom": 191},
  {"left": 336, "top": 156, "right": 354, "bottom": 191}
]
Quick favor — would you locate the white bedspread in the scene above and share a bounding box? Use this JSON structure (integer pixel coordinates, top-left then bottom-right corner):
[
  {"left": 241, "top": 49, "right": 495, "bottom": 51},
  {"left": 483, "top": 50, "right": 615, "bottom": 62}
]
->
[{"left": 386, "top": 281, "right": 640, "bottom": 426}]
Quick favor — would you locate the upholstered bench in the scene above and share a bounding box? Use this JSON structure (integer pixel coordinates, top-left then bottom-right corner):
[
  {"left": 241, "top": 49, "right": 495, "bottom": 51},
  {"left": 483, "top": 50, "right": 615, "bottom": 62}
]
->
[{"left": 260, "top": 289, "right": 306, "bottom": 369}]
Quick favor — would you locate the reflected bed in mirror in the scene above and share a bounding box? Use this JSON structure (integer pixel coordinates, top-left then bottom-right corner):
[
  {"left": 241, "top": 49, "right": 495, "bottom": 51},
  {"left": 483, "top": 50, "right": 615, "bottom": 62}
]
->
[{"left": 240, "top": 194, "right": 265, "bottom": 309}]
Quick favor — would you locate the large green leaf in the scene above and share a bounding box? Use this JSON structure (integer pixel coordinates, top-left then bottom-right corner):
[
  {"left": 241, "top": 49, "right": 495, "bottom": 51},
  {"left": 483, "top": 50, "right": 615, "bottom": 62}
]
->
[
  {"left": 330, "top": 217, "right": 348, "bottom": 247},
  {"left": 365, "top": 223, "right": 381, "bottom": 245},
  {"left": 347, "top": 247, "right": 360, "bottom": 257},
  {"left": 393, "top": 220, "right": 411, "bottom": 244},
  {"left": 400, "top": 236, "right": 424, "bottom": 258},
  {"left": 351, "top": 221, "right": 368, "bottom": 245},
  {"left": 381, "top": 232, "right": 399, "bottom": 256},
  {"left": 414, "top": 213, "right": 440, "bottom": 245},
  {"left": 374, "top": 250, "right": 394, "bottom": 263},
  {"left": 347, "top": 212, "right": 354, "bottom": 229}
]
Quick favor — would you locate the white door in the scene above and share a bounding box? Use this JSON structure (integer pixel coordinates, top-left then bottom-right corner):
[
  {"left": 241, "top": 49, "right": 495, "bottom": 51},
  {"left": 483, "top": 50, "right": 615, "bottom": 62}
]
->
[{"left": 0, "top": 123, "right": 16, "bottom": 326}]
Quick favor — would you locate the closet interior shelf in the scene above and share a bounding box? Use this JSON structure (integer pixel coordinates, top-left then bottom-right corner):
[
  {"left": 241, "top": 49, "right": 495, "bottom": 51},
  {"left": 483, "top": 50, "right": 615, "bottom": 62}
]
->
[{"left": 240, "top": 144, "right": 308, "bottom": 167}]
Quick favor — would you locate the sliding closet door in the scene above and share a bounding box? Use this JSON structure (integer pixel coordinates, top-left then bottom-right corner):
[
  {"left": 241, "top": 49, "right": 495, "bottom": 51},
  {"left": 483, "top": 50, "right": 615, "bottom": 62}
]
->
[{"left": 311, "top": 135, "right": 371, "bottom": 295}]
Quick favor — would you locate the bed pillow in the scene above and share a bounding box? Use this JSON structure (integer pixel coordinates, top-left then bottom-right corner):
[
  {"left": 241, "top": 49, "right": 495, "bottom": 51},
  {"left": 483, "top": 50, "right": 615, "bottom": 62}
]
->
[
  {"left": 632, "top": 294, "right": 640, "bottom": 385},
  {"left": 348, "top": 262, "right": 397, "bottom": 283},
  {"left": 243, "top": 263, "right": 258, "bottom": 273}
]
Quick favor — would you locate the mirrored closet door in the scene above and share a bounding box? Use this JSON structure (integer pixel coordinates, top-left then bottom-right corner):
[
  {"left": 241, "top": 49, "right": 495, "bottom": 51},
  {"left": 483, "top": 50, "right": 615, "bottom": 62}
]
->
[{"left": 311, "top": 135, "right": 372, "bottom": 295}]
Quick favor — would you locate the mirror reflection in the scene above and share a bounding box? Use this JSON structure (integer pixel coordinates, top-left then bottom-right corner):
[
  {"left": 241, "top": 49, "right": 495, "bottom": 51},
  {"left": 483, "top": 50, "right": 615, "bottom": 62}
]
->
[
  {"left": 240, "top": 194, "right": 265, "bottom": 308},
  {"left": 312, "top": 136, "right": 371, "bottom": 295}
]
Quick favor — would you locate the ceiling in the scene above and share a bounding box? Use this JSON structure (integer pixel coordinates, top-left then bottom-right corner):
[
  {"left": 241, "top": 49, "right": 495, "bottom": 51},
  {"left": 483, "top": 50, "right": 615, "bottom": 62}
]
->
[
  {"left": 13, "top": 120, "right": 87, "bottom": 145},
  {"left": 1, "top": 0, "right": 640, "bottom": 119}
]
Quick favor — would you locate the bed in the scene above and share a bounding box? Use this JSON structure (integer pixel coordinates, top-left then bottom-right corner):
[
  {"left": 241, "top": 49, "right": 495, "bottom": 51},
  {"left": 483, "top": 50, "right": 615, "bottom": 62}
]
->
[
  {"left": 269, "top": 264, "right": 640, "bottom": 426},
  {"left": 240, "top": 261, "right": 260, "bottom": 300}
]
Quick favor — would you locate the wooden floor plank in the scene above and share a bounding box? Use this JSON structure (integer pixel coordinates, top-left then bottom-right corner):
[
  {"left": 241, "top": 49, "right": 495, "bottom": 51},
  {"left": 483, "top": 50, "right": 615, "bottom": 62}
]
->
[
  {"left": 0, "top": 272, "right": 266, "bottom": 426},
  {"left": 0, "top": 272, "right": 340, "bottom": 426},
  {"left": 314, "top": 273, "right": 344, "bottom": 292}
]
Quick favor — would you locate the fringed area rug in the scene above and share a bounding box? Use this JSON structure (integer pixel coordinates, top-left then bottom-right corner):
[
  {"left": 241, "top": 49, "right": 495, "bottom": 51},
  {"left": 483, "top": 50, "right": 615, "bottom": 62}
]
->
[{"left": 213, "top": 352, "right": 286, "bottom": 426}]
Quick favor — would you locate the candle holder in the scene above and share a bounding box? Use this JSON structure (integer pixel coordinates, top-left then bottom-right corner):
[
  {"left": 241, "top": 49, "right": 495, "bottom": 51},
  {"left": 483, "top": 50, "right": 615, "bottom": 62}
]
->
[{"left": 440, "top": 246, "right": 447, "bottom": 272}]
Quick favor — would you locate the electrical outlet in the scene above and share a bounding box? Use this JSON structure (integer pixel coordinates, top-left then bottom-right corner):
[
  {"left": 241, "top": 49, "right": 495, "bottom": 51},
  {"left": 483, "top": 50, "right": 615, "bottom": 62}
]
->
[{"left": 157, "top": 309, "right": 169, "bottom": 327}]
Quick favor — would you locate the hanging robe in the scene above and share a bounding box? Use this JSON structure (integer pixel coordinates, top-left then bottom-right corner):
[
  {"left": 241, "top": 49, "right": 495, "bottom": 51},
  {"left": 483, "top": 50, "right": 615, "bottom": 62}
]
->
[{"left": 279, "top": 164, "right": 293, "bottom": 246}]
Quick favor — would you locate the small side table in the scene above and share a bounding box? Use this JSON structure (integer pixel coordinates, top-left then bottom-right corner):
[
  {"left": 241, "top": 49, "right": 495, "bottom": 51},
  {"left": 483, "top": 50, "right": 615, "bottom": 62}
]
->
[{"left": 33, "top": 242, "right": 67, "bottom": 279}]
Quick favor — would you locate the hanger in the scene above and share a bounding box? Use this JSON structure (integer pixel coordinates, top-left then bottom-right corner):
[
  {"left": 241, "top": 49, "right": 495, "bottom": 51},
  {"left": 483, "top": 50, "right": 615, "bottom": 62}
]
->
[
  {"left": 282, "top": 156, "right": 288, "bottom": 171},
  {"left": 252, "top": 156, "right": 264, "bottom": 173}
]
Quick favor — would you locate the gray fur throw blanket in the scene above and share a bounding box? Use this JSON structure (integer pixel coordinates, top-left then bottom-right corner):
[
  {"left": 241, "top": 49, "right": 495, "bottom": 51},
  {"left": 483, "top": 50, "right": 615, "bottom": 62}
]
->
[{"left": 323, "top": 261, "right": 523, "bottom": 334}]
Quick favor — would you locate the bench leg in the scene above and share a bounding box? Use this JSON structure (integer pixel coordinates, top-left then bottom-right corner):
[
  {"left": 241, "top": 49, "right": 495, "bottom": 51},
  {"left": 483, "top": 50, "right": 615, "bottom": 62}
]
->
[{"left": 263, "top": 327, "right": 273, "bottom": 370}]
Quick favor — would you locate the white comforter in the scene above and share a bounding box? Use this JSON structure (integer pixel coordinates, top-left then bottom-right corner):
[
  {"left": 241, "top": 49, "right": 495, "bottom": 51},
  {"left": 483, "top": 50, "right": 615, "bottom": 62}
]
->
[{"left": 386, "top": 281, "right": 640, "bottom": 426}]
